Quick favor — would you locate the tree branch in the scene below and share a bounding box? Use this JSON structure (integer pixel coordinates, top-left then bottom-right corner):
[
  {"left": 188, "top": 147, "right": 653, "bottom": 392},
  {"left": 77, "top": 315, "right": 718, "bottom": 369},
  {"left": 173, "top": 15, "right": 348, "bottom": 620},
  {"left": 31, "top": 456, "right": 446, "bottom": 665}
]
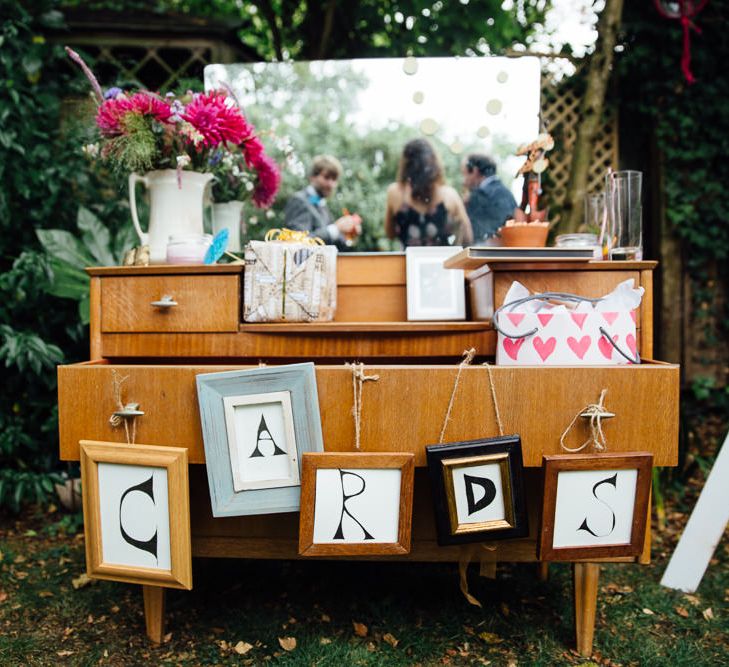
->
[
  {"left": 561, "top": 0, "right": 624, "bottom": 232},
  {"left": 259, "top": 0, "right": 284, "bottom": 61},
  {"left": 318, "top": 0, "right": 337, "bottom": 59}
]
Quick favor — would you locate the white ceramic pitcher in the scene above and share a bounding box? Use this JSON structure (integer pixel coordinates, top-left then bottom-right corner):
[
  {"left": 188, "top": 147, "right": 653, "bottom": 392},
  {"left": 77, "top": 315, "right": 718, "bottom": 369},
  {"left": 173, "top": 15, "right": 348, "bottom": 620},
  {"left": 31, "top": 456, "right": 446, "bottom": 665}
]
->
[{"left": 129, "top": 169, "right": 214, "bottom": 264}]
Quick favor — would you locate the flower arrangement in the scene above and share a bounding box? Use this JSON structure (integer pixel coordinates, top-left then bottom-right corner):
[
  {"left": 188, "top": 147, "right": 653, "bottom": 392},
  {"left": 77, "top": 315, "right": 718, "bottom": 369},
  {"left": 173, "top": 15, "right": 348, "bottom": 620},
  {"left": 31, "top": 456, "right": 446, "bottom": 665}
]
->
[{"left": 67, "top": 47, "right": 280, "bottom": 208}]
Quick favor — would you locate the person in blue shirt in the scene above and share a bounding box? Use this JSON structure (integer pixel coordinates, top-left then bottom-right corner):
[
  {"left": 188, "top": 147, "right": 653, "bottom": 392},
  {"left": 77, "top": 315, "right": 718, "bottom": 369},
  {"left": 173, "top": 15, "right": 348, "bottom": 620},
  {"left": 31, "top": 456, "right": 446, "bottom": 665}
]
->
[
  {"left": 283, "top": 155, "right": 361, "bottom": 248},
  {"left": 461, "top": 154, "right": 517, "bottom": 243}
]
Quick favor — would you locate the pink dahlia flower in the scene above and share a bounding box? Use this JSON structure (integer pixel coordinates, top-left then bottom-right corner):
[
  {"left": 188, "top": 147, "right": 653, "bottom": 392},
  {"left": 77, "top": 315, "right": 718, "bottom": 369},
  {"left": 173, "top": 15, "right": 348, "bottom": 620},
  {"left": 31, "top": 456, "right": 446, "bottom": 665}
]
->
[
  {"left": 243, "top": 134, "right": 265, "bottom": 168},
  {"left": 252, "top": 154, "right": 281, "bottom": 209},
  {"left": 182, "top": 92, "right": 251, "bottom": 147},
  {"left": 96, "top": 92, "right": 172, "bottom": 135}
]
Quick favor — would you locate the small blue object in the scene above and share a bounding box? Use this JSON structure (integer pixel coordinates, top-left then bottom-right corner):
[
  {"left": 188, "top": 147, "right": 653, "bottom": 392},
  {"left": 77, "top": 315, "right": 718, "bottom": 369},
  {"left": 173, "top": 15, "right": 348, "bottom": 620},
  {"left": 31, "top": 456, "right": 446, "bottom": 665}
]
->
[{"left": 204, "top": 228, "right": 229, "bottom": 264}]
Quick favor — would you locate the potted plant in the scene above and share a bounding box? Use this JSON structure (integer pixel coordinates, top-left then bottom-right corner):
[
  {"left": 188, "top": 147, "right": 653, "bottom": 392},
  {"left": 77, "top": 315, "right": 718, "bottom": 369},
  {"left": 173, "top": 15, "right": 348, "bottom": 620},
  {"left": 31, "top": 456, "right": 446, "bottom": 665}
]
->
[
  {"left": 66, "top": 48, "right": 280, "bottom": 263},
  {"left": 209, "top": 144, "right": 281, "bottom": 252}
]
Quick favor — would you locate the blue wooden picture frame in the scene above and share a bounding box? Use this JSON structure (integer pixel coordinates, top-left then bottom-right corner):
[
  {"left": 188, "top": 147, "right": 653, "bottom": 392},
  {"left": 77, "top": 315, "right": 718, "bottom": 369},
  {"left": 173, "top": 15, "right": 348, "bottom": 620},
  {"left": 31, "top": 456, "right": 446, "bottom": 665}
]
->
[{"left": 196, "top": 363, "right": 324, "bottom": 517}]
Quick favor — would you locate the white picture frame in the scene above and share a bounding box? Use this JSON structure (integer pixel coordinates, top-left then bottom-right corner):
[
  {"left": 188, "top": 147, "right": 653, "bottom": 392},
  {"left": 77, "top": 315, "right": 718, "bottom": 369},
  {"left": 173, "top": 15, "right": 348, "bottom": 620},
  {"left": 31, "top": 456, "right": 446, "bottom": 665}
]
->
[
  {"left": 222, "top": 390, "right": 299, "bottom": 492},
  {"left": 406, "top": 246, "right": 466, "bottom": 321}
]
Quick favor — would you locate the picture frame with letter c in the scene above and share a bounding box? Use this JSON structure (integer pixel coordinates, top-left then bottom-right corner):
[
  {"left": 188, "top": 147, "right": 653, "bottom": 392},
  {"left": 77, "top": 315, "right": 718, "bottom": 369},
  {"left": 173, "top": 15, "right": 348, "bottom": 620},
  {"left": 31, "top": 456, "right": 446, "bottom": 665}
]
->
[{"left": 79, "top": 440, "right": 192, "bottom": 590}]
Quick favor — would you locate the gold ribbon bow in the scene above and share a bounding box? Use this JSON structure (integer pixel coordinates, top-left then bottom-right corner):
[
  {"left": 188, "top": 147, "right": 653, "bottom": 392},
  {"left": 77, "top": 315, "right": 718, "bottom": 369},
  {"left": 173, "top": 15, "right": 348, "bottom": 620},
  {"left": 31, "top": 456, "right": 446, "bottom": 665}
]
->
[{"left": 264, "top": 228, "right": 325, "bottom": 245}]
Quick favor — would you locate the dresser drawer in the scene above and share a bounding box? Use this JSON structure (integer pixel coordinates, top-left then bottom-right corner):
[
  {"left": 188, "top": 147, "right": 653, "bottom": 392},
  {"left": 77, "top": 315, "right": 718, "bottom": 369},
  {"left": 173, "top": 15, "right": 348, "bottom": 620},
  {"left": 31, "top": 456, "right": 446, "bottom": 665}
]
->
[
  {"left": 58, "top": 361, "right": 678, "bottom": 467},
  {"left": 100, "top": 274, "right": 240, "bottom": 333}
]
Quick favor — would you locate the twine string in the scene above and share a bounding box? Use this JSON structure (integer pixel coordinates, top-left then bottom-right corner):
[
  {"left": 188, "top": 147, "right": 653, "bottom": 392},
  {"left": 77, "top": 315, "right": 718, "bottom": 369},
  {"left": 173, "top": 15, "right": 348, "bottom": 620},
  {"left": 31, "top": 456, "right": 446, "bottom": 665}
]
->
[
  {"left": 348, "top": 363, "right": 379, "bottom": 450},
  {"left": 483, "top": 362, "right": 505, "bottom": 437},
  {"left": 459, "top": 543, "right": 499, "bottom": 607},
  {"left": 108, "top": 370, "right": 136, "bottom": 445},
  {"left": 439, "top": 348, "right": 476, "bottom": 444},
  {"left": 559, "top": 389, "right": 610, "bottom": 453}
]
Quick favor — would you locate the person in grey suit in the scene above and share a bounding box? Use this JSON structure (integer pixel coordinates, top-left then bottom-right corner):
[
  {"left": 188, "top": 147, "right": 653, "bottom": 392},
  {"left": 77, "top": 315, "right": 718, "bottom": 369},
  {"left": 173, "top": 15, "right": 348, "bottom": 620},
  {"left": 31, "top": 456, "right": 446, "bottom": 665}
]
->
[
  {"left": 461, "top": 154, "right": 517, "bottom": 242},
  {"left": 283, "top": 155, "right": 361, "bottom": 248}
]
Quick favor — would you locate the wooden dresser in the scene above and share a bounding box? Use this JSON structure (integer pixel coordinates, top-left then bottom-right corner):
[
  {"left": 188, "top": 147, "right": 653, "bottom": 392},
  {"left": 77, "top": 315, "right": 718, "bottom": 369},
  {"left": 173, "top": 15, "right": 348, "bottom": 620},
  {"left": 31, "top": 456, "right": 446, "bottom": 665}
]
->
[{"left": 57, "top": 255, "right": 679, "bottom": 656}]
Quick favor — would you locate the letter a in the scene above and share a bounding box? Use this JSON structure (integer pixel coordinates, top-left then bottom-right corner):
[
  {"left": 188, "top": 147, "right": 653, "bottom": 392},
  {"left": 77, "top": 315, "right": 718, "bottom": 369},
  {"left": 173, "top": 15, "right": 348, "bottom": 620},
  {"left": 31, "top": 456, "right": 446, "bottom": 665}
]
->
[
  {"left": 119, "top": 474, "right": 158, "bottom": 560},
  {"left": 249, "top": 414, "right": 287, "bottom": 458},
  {"left": 464, "top": 474, "right": 497, "bottom": 515}
]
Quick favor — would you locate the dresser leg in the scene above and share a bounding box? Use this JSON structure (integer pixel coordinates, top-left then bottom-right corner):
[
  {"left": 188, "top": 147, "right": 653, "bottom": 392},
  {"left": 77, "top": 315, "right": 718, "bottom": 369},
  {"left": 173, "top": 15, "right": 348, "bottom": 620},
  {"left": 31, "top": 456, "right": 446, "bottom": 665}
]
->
[
  {"left": 573, "top": 563, "right": 599, "bottom": 657},
  {"left": 143, "top": 585, "right": 166, "bottom": 643},
  {"left": 537, "top": 562, "right": 550, "bottom": 581}
]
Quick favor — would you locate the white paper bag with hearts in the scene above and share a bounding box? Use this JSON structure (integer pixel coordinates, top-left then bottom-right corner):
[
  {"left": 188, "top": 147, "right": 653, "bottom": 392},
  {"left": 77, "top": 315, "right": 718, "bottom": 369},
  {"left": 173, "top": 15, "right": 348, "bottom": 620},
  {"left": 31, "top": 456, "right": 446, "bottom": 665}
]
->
[{"left": 494, "top": 280, "right": 643, "bottom": 366}]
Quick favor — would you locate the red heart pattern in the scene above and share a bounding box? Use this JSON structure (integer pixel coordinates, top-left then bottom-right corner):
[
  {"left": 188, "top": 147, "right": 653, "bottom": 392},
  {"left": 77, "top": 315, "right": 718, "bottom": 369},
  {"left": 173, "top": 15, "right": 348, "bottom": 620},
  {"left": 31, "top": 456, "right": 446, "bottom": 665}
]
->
[
  {"left": 598, "top": 334, "right": 618, "bottom": 360},
  {"left": 506, "top": 312, "right": 525, "bottom": 328},
  {"left": 602, "top": 311, "right": 619, "bottom": 326},
  {"left": 537, "top": 313, "right": 554, "bottom": 327},
  {"left": 630, "top": 310, "right": 637, "bottom": 324},
  {"left": 533, "top": 336, "right": 556, "bottom": 361},
  {"left": 626, "top": 333, "right": 637, "bottom": 359},
  {"left": 503, "top": 337, "right": 525, "bottom": 360},
  {"left": 567, "top": 335, "right": 591, "bottom": 360},
  {"left": 571, "top": 312, "right": 588, "bottom": 330}
]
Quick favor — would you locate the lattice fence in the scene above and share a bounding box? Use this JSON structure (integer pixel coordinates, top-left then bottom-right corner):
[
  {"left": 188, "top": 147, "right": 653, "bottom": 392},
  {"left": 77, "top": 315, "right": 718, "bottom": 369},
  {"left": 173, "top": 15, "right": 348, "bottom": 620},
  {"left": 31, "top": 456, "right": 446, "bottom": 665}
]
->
[{"left": 540, "top": 71, "right": 618, "bottom": 225}]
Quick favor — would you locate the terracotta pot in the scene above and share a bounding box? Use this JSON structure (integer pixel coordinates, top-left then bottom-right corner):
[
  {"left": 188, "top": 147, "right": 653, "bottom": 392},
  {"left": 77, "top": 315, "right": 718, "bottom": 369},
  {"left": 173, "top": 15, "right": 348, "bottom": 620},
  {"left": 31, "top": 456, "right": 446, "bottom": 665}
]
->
[{"left": 499, "top": 224, "right": 549, "bottom": 247}]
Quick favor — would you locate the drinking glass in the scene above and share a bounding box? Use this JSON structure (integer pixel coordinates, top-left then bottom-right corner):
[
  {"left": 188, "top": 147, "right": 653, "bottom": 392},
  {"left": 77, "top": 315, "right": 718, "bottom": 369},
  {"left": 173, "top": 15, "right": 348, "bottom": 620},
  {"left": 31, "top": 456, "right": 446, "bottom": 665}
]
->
[
  {"left": 584, "top": 192, "right": 606, "bottom": 235},
  {"left": 606, "top": 170, "right": 642, "bottom": 260}
]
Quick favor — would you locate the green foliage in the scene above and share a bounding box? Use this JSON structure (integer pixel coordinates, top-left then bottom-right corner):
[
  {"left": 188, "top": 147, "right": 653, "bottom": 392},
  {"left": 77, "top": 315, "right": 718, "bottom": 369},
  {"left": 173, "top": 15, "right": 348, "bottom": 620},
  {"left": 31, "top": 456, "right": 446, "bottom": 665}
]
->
[
  {"left": 36, "top": 207, "right": 135, "bottom": 324},
  {"left": 618, "top": 2, "right": 729, "bottom": 413}
]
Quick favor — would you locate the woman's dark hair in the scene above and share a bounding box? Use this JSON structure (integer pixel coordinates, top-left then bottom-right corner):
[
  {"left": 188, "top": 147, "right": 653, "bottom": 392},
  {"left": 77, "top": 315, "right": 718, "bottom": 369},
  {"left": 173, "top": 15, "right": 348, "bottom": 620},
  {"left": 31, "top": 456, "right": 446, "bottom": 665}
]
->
[
  {"left": 466, "top": 154, "right": 497, "bottom": 178},
  {"left": 397, "top": 138, "right": 444, "bottom": 204}
]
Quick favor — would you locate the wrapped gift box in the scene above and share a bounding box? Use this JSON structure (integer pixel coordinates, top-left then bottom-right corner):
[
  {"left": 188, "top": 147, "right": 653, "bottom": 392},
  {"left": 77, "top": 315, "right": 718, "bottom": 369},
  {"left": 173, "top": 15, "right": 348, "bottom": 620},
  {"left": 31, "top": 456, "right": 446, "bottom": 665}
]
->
[{"left": 243, "top": 237, "right": 337, "bottom": 322}]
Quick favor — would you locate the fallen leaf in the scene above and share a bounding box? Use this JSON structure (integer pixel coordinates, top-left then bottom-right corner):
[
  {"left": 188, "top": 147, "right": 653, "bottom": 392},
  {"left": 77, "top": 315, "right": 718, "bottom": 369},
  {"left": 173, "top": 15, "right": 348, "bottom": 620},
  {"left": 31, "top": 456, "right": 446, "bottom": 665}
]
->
[
  {"left": 675, "top": 606, "right": 689, "bottom": 618},
  {"left": 500, "top": 602, "right": 510, "bottom": 617},
  {"left": 56, "top": 651, "right": 74, "bottom": 657},
  {"left": 288, "top": 616, "right": 297, "bottom": 624},
  {"left": 320, "top": 638, "right": 332, "bottom": 645},
  {"left": 14, "top": 571, "right": 28, "bottom": 580},
  {"left": 366, "top": 642, "right": 376, "bottom": 652},
  {"left": 0, "top": 591, "right": 8, "bottom": 603},
  {"left": 479, "top": 632, "right": 503, "bottom": 644},
  {"left": 684, "top": 594, "right": 701, "bottom": 607},
  {"left": 278, "top": 637, "right": 296, "bottom": 651},
  {"left": 13, "top": 555, "right": 26, "bottom": 564},
  {"left": 321, "top": 613, "right": 331, "bottom": 622},
  {"left": 383, "top": 632, "right": 399, "bottom": 648},
  {"left": 111, "top": 605, "right": 120, "bottom": 613},
  {"left": 163, "top": 632, "right": 172, "bottom": 643},
  {"left": 72, "top": 573, "right": 92, "bottom": 589},
  {"left": 234, "top": 641, "right": 253, "bottom": 655},
  {"left": 87, "top": 614, "right": 94, "bottom": 624},
  {"left": 353, "top": 621, "right": 368, "bottom": 637},
  {"left": 642, "top": 608, "right": 655, "bottom": 615},
  {"left": 703, "top": 608, "right": 714, "bottom": 621},
  {"left": 24, "top": 530, "right": 37, "bottom": 537}
]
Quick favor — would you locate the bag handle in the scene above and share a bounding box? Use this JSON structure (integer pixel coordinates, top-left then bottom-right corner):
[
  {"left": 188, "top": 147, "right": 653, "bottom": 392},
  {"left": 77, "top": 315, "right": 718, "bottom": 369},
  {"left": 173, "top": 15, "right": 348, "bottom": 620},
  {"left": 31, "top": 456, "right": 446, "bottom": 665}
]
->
[{"left": 494, "top": 291, "right": 640, "bottom": 364}]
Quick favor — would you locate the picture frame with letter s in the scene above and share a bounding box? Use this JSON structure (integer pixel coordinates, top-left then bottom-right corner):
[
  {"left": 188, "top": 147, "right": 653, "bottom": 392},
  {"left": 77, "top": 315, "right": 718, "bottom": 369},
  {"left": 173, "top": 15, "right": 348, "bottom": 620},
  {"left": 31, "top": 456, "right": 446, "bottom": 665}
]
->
[
  {"left": 196, "top": 363, "right": 324, "bottom": 517},
  {"left": 79, "top": 440, "right": 192, "bottom": 590},
  {"left": 538, "top": 452, "right": 653, "bottom": 561},
  {"left": 426, "top": 436, "right": 528, "bottom": 546},
  {"left": 298, "top": 452, "right": 415, "bottom": 556}
]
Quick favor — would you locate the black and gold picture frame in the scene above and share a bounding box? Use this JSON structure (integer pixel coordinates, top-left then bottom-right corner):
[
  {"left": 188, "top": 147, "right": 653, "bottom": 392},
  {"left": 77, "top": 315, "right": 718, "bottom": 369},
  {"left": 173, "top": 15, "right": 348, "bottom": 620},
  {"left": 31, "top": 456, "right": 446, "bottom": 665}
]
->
[{"left": 426, "top": 436, "right": 528, "bottom": 546}]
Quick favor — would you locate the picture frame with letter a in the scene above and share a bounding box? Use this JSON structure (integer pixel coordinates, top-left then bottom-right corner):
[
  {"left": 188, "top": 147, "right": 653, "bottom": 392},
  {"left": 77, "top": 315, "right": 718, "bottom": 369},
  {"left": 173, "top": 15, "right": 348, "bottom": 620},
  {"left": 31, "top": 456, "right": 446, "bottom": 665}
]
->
[
  {"left": 298, "top": 452, "right": 415, "bottom": 556},
  {"left": 196, "top": 363, "right": 324, "bottom": 517},
  {"left": 539, "top": 452, "right": 653, "bottom": 561},
  {"left": 426, "top": 436, "right": 528, "bottom": 546},
  {"left": 79, "top": 440, "right": 192, "bottom": 590}
]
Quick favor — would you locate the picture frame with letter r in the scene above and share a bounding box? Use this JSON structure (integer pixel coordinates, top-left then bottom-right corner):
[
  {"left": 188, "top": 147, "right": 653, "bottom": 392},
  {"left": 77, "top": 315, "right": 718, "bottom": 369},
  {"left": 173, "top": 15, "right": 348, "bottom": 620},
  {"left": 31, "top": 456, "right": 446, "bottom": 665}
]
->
[
  {"left": 539, "top": 451, "right": 653, "bottom": 561},
  {"left": 298, "top": 452, "right": 415, "bottom": 556}
]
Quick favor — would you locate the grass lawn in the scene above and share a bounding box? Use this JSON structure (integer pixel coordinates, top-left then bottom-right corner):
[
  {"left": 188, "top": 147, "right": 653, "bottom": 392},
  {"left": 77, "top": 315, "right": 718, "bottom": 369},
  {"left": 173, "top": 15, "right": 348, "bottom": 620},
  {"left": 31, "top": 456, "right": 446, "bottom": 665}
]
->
[{"left": 1, "top": 473, "right": 727, "bottom": 666}]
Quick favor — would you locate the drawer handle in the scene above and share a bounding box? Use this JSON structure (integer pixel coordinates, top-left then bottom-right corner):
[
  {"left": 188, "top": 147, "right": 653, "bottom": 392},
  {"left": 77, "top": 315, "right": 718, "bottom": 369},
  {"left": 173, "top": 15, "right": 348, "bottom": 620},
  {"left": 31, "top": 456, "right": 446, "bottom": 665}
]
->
[{"left": 150, "top": 295, "right": 178, "bottom": 309}]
